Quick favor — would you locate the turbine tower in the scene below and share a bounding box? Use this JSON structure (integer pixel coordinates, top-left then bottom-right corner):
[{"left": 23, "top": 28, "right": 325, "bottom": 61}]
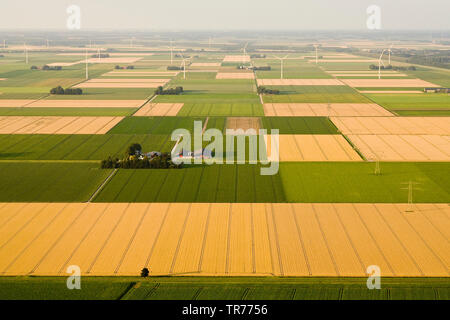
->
[
  {"left": 274, "top": 55, "right": 289, "bottom": 79},
  {"left": 313, "top": 44, "right": 319, "bottom": 64},
  {"left": 242, "top": 42, "right": 248, "bottom": 65},
  {"left": 179, "top": 52, "right": 188, "bottom": 80},
  {"left": 378, "top": 49, "right": 387, "bottom": 79},
  {"left": 388, "top": 44, "right": 393, "bottom": 65}
]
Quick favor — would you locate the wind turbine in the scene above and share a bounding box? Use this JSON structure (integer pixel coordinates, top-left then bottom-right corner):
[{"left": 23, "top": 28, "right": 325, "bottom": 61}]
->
[
  {"left": 242, "top": 42, "right": 249, "bottom": 65},
  {"left": 378, "top": 49, "right": 388, "bottom": 79},
  {"left": 388, "top": 44, "right": 393, "bottom": 65},
  {"left": 3, "top": 40, "right": 5, "bottom": 50},
  {"left": 273, "top": 55, "right": 289, "bottom": 79},
  {"left": 313, "top": 44, "right": 319, "bottom": 64},
  {"left": 179, "top": 52, "right": 188, "bottom": 80},
  {"left": 130, "top": 36, "right": 135, "bottom": 48}
]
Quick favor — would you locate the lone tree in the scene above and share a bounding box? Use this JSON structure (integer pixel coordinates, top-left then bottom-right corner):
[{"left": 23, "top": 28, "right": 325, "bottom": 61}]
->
[
  {"left": 140, "top": 268, "right": 149, "bottom": 278},
  {"left": 126, "top": 143, "right": 142, "bottom": 156}
]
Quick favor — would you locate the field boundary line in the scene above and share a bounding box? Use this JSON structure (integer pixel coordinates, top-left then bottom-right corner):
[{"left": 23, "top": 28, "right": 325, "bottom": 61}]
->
[
  {"left": 0, "top": 203, "right": 48, "bottom": 249},
  {"left": 21, "top": 94, "right": 50, "bottom": 107},
  {"left": 30, "top": 204, "right": 90, "bottom": 274},
  {"left": 144, "top": 204, "right": 171, "bottom": 267},
  {"left": 397, "top": 135, "right": 431, "bottom": 160},
  {"left": 114, "top": 203, "right": 151, "bottom": 274},
  {"left": 57, "top": 133, "right": 93, "bottom": 159},
  {"left": 331, "top": 204, "right": 367, "bottom": 274},
  {"left": 372, "top": 204, "right": 424, "bottom": 276},
  {"left": 116, "top": 281, "right": 137, "bottom": 300},
  {"left": 143, "top": 283, "right": 160, "bottom": 299},
  {"left": 130, "top": 93, "right": 157, "bottom": 116},
  {"left": 264, "top": 204, "right": 276, "bottom": 276},
  {"left": 0, "top": 202, "right": 27, "bottom": 230},
  {"left": 311, "top": 135, "right": 329, "bottom": 160},
  {"left": 290, "top": 204, "right": 312, "bottom": 276},
  {"left": 197, "top": 203, "right": 212, "bottom": 273},
  {"left": 57, "top": 204, "right": 110, "bottom": 274},
  {"left": 250, "top": 203, "right": 256, "bottom": 274},
  {"left": 311, "top": 204, "right": 340, "bottom": 276},
  {"left": 1, "top": 203, "right": 70, "bottom": 275},
  {"left": 351, "top": 203, "right": 396, "bottom": 276},
  {"left": 169, "top": 203, "right": 193, "bottom": 274},
  {"left": 340, "top": 134, "right": 366, "bottom": 161},
  {"left": 421, "top": 204, "right": 449, "bottom": 244},
  {"left": 393, "top": 204, "right": 450, "bottom": 275},
  {"left": 332, "top": 134, "right": 357, "bottom": 161},
  {"left": 87, "top": 168, "right": 118, "bottom": 202},
  {"left": 270, "top": 203, "right": 284, "bottom": 276},
  {"left": 225, "top": 204, "right": 233, "bottom": 274},
  {"left": 86, "top": 203, "right": 131, "bottom": 274}
]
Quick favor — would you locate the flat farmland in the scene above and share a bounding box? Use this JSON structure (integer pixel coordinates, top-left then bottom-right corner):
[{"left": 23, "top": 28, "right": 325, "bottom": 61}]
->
[
  {"left": 263, "top": 103, "right": 393, "bottom": 117},
  {"left": 93, "top": 165, "right": 286, "bottom": 203},
  {"left": 264, "top": 135, "right": 362, "bottom": 161},
  {"left": 280, "top": 162, "right": 450, "bottom": 203},
  {"left": 261, "top": 117, "right": 338, "bottom": 134},
  {"left": 162, "top": 79, "right": 255, "bottom": 93},
  {"left": 0, "top": 134, "right": 174, "bottom": 160},
  {"left": 261, "top": 86, "right": 370, "bottom": 103},
  {"left": 154, "top": 93, "right": 260, "bottom": 104},
  {"left": 255, "top": 60, "right": 332, "bottom": 79},
  {"left": 177, "top": 103, "right": 264, "bottom": 117},
  {"left": 1, "top": 277, "right": 448, "bottom": 300},
  {"left": 347, "top": 134, "right": 450, "bottom": 161},
  {"left": 0, "top": 107, "right": 136, "bottom": 116},
  {"left": 331, "top": 117, "right": 450, "bottom": 135},
  {"left": 45, "top": 88, "right": 154, "bottom": 100},
  {"left": 363, "top": 93, "right": 450, "bottom": 116},
  {"left": 0, "top": 116, "right": 124, "bottom": 134},
  {"left": 107, "top": 116, "right": 211, "bottom": 134},
  {"left": 0, "top": 162, "right": 111, "bottom": 202},
  {"left": 0, "top": 202, "right": 448, "bottom": 276}
]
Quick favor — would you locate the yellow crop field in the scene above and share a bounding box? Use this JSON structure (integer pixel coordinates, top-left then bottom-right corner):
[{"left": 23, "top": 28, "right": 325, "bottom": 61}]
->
[
  {"left": 171, "top": 203, "right": 210, "bottom": 275},
  {"left": 0, "top": 202, "right": 448, "bottom": 277},
  {"left": 0, "top": 116, "right": 124, "bottom": 134},
  {"left": 200, "top": 203, "right": 230, "bottom": 275}
]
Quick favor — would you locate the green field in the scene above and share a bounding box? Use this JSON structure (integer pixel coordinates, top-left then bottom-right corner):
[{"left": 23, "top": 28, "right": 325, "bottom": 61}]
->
[
  {"left": 364, "top": 93, "right": 450, "bottom": 116},
  {"left": 261, "top": 117, "right": 338, "bottom": 134},
  {"left": 255, "top": 60, "right": 332, "bottom": 79},
  {"left": 177, "top": 103, "right": 264, "bottom": 116},
  {"left": 107, "top": 116, "right": 209, "bottom": 134},
  {"left": 154, "top": 92, "right": 260, "bottom": 104},
  {"left": 0, "top": 134, "right": 174, "bottom": 160},
  {"left": 280, "top": 162, "right": 450, "bottom": 203},
  {"left": 262, "top": 86, "right": 370, "bottom": 103},
  {"left": 0, "top": 277, "right": 448, "bottom": 300},
  {"left": 93, "top": 164, "right": 286, "bottom": 203},
  {"left": 0, "top": 162, "right": 111, "bottom": 202}
]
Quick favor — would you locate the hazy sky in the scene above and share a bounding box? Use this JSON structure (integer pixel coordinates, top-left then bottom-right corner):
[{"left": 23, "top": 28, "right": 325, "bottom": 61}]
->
[{"left": 0, "top": 0, "right": 449, "bottom": 30}]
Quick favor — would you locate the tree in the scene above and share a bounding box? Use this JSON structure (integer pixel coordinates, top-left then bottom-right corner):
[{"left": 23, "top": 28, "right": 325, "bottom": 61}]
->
[
  {"left": 126, "top": 143, "right": 142, "bottom": 156},
  {"left": 140, "top": 268, "right": 149, "bottom": 277}
]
